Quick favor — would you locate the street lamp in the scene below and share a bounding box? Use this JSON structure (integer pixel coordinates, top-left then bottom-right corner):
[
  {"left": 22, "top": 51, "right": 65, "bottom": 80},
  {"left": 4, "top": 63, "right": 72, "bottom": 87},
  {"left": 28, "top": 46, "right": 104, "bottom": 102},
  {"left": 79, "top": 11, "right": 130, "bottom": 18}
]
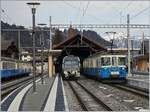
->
[
  {"left": 38, "top": 23, "right": 47, "bottom": 84},
  {"left": 105, "top": 31, "right": 116, "bottom": 54},
  {"left": 27, "top": 2, "right": 40, "bottom": 92}
]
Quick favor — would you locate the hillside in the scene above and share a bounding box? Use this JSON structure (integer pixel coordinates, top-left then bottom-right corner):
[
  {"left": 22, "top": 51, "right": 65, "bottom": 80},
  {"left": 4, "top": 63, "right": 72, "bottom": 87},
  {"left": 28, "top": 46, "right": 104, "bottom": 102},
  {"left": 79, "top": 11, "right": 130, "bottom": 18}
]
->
[{"left": 1, "top": 21, "right": 111, "bottom": 50}]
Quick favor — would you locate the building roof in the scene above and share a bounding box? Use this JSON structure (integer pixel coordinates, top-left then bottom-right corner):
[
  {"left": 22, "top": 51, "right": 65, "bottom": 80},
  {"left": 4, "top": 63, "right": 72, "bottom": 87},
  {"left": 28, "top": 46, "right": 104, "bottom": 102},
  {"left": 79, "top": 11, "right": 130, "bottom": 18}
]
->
[
  {"left": 53, "top": 33, "right": 107, "bottom": 51},
  {"left": 133, "top": 54, "right": 148, "bottom": 60}
]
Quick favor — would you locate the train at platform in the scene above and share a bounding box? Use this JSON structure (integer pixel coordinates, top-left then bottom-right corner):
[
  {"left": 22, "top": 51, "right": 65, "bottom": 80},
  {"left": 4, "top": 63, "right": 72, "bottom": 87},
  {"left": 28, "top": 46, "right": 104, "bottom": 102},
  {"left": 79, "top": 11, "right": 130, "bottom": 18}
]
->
[
  {"left": 83, "top": 53, "right": 128, "bottom": 82},
  {"left": 1, "top": 57, "right": 32, "bottom": 79},
  {"left": 62, "top": 55, "right": 80, "bottom": 79}
]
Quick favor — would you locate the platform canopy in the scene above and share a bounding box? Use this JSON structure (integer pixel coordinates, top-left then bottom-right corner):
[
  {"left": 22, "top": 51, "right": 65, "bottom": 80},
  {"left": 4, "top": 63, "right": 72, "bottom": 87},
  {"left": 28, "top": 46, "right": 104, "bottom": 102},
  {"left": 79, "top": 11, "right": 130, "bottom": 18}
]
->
[{"left": 54, "top": 34, "right": 106, "bottom": 59}]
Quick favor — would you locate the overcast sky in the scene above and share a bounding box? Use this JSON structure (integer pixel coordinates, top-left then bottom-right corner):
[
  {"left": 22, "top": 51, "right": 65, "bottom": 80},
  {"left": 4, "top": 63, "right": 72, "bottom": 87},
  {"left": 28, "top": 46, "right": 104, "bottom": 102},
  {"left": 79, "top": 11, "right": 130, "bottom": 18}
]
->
[{"left": 1, "top": 0, "right": 150, "bottom": 39}]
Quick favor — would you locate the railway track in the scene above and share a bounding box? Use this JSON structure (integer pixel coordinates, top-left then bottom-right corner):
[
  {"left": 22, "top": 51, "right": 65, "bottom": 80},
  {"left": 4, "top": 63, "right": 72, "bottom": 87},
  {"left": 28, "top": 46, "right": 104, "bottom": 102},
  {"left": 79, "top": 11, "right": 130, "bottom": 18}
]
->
[
  {"left": 82, "top": 75, "right": 149, "bottom": 98},
  {"left": 110, "top": 84, "right": 149, "bottom": 98},
  {"left": 67, "top": 81, "right": 113, "bottom": 111},
  {"left": 1, "top": 75, "right": 41, "bottom": 99}
]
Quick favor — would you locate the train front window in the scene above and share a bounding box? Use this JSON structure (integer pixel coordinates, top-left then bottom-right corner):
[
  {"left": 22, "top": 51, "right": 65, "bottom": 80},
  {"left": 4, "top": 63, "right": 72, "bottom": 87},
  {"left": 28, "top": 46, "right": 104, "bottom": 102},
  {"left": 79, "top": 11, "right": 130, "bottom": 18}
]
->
[
  {"left": 72, "top": 61, "right": 79, "bottom": 67},
  {"left": 64, "top": 60, "right": 79, "bottom": 68},
  {"left": 64, "top": 61, "right": 72, "bottom": 68},
  {"left": 118, "top": 57, "right": 126, "bottom": 65},
  {"left": 101, "top": 57, "right": 111, "bottom": 66}
]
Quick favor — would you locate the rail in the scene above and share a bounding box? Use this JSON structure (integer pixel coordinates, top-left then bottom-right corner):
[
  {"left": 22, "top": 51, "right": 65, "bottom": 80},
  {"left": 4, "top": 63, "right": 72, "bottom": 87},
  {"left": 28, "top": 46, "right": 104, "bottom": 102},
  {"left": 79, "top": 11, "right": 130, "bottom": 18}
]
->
[
  {"left": 1, "top": 74, "right": 41, "bottom": 99},
  {"left": 67, "top": 81, "right": 113, "bottom": 111},
  {"left": 111, "top": 84, "right": 149, "bottom": 98}
]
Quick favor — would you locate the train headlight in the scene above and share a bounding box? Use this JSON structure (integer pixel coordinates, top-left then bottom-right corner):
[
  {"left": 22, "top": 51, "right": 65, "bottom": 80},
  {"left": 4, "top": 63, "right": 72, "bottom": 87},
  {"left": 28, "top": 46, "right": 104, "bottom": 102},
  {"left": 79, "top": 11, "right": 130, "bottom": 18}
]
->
[
  {"left": 122, "top": 68, "right": 125, "bottom": 70},
  {"left": 64, "top": 71, "right": 68, "bottom": 75},
  {"left": 72, "top": 71, "right": 75, "bottom": 74}
]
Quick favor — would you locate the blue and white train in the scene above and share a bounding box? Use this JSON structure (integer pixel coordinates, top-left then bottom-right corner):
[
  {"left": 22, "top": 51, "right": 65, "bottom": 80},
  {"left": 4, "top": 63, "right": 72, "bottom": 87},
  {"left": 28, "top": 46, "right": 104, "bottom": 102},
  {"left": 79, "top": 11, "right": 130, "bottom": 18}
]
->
[
  {"left": 1, "top": 57, "right": 32, "bottom": 79},
  {"left": 83, "top": 53, "right": 128, "bottom": 82}
]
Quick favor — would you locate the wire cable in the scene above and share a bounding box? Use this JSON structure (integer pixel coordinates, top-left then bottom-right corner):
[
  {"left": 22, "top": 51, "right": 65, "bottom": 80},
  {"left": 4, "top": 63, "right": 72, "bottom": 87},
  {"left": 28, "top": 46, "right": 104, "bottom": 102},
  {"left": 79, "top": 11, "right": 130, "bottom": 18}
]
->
[
  {"left": 61, "top": 1, "right": 105, "bottom": 23},
  {"left": 1, "top": 8, "right": 15, "bottom": 24},
  {"left": 131, "top": 7, "right": 149, "bottom": 20}
]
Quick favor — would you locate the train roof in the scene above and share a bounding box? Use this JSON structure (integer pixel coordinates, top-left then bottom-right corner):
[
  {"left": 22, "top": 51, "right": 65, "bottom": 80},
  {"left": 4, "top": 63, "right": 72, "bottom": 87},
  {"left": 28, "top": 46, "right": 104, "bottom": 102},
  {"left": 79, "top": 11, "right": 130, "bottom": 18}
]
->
[
  {"left": 63, "top": 55, "right": 80, "bottom": 61},
  {"left": 85, "top": 52, "right": 126, "bottom": 60},
  {"left": 63, "top": 55, "right": 78, "bottom": 58}
]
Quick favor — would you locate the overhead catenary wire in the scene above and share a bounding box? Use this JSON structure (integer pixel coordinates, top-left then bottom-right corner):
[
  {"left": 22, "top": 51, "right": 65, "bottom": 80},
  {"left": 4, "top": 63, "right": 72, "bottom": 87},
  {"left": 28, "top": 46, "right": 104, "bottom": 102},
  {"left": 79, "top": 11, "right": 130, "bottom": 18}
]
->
[
  {"left": 131, "top": 7, "right": 149, "bottom": 20},
  {"left": 119, "top": 1, "right": 133, "bottom": 24},
  {"left": 82, "top": 1, "right": 90, "bottom": 17},
  {"left": 61, "top": 1, "right": 105, "bottom": 23},
  {"left": 1, "top": 8, "right": 15, "bottom": 24},
  {"left": 80, "top": 1, "right": 90, "bottom": 28},
  {"left": 76, "top": 1, "right": 82, "bottom": 23},
  {"left": 79, "top": 1, "right": 90, "bottom": 44},
  {"left": 106, "top": 1, "right": 133, "bottom": 24}
]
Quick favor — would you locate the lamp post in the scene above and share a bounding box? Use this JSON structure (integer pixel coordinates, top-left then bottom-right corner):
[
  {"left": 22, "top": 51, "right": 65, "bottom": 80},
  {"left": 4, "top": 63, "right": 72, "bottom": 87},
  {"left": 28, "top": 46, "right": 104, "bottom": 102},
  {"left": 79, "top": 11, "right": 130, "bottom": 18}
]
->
[
  {"left": 105, "top": 31, "right": 116, "bottom": 54},
  {"left": 38, "top": 23, "right": 47, "bottom": 84},
  {"left": 27, "top": 2, "right": 40, "bottom": 92}
]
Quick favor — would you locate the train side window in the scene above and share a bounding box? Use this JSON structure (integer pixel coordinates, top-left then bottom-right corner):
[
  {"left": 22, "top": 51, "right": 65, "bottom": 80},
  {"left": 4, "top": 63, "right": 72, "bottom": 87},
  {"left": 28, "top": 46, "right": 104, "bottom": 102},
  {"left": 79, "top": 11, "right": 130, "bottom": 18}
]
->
[
  {"left": 112, "top": 57, "right": 117, "bottom": 66},
  {"left": 99, "top": 58, "right": 101, "bottom": 67},
  {"left": 118, "top": 57, "right": 126, "bottom": 66},
  {"left": 101, "top": 57, "right": 111, "bottom": 66},
  {"left": 3, "top": 62, "right": 16, "bottom": 69}
]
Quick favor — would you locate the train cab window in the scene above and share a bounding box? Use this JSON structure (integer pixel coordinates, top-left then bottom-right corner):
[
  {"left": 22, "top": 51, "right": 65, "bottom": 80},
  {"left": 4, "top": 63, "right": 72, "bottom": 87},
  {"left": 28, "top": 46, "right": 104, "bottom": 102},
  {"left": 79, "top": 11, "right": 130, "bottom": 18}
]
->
[
  {"left": 64, "top": 61, "right": 72, "bottom": 68},
  {"left": 101, "top": 57, "right": 111, "bottom": 66},
  {"left": 118, "top": 57, "right": 126, "bottom": 66},
  {"left": 74, "top": 61, "right": 80, "bottom": 68},
  {"left": 112, "top": 57, "right": 117, "bottom": 66}
]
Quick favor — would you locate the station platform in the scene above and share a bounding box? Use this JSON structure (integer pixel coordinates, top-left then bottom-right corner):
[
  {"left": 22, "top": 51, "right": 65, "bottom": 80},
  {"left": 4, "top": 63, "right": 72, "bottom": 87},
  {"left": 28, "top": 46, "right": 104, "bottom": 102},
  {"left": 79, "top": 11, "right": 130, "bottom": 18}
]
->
[
  {"left": 1, "top": 74, "right": 68, "bottom": 112},
  {"left": 127, "top": 74, "right": 149, "bottom": 91}
]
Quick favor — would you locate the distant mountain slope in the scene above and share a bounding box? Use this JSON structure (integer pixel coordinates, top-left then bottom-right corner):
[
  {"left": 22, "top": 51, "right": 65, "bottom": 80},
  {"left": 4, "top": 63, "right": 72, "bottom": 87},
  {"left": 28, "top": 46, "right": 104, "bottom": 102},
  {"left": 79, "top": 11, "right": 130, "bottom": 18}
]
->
[
  {"left": 1, "top": 21, "right": 64, "bottom": 48},
  {"left": 1, "top": 21, "right": 112, "bottom": 50},
  {"left": 83, "top": 30, "right": 111, "bottom": 47},
  {"left": 1, "top": 21, "right": 32, "bottom": 47},
  {"left": 113, "top": 37, "right": 142, "bottom": 48}
]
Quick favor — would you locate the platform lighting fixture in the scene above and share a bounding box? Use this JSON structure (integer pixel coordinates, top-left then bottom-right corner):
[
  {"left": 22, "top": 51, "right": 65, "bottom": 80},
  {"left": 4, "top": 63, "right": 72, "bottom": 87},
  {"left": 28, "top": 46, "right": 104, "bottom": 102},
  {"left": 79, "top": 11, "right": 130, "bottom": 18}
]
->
[
  {"left": 27, "top": 2, "right": 40, "bottom": 92},
  {"left": 37, "top": 23, "right": 47, "bottom": 85},
  {"left": 105, "top": 31, "right": 116, "bottom": 54}
]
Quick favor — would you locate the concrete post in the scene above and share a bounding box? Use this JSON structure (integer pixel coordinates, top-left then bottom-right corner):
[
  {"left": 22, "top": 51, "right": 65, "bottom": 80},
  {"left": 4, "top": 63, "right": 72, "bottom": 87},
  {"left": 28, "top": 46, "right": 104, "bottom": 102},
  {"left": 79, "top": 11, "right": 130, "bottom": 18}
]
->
[
  {"left": 48, "top": 16, "right": 54, "bottom": 77},
  {"left": 48, "top": 53, "right": 53, "bottom": 77},
  {"left": 53, "top": 65, "right": 55, "bottom": 75},
  {"left": 18, "top": 30, "right": 21, "bottom": 60},
  {"left": 127, "top": 14, "right": 131, "bottom": 77}
]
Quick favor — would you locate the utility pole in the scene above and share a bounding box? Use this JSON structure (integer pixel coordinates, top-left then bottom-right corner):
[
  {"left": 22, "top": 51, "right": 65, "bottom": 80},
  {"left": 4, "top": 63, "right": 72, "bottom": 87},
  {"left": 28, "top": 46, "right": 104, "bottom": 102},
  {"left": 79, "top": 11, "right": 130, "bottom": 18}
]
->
[
  {"left": 18, "top": 30, "right": 21, "bottom": 60},
  {"left": 38, "top": 23, "right": 47, "bottom": 84},
  {"left": 48, "top": 16, "right": 53, "bottom": 77},
  {"left": 0, "top": 6, "right": 1, "bottom": 71},
  {"left": 149, "top": 1, "right": 150, "bottom": 96},
  {"left": 41, "top": 31, "right": 44, "bottom": 84},
  {"left": 49, "top": 16, "right": 52, "bottom": 50},
  {"left": 127, "top": 14, "right": 131, "bottom": 77},
  {"left": 80, "top": 24, "right": 83, "bottom": 45},
  {"left": 131, "top": 38, "right": 134, "bottom": 60},
  {"left": 142, "top": 32, "right": 145, "bottom": 55}
]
